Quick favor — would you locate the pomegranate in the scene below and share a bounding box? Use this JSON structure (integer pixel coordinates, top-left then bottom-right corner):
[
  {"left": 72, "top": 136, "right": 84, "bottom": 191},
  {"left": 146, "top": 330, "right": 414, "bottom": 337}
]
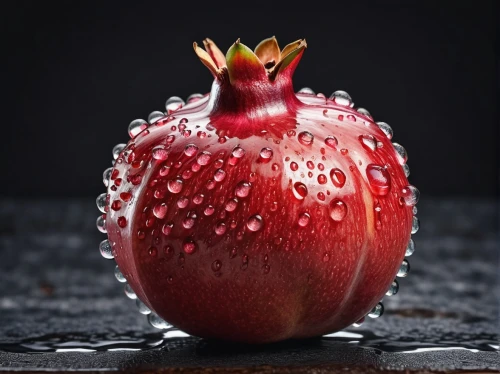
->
[{"left": 97, "top": 37, "right": 419, "bottom": 343}]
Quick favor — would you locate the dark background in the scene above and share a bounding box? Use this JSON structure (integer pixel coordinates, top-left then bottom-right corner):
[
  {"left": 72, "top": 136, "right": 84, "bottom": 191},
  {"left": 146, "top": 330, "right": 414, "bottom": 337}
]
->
[{"left": 2, "top": 0, "right": 498, "bottom": 197}]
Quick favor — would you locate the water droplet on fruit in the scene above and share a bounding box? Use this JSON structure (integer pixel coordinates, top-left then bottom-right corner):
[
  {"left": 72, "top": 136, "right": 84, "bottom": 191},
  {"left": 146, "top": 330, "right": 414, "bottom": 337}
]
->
[
  {"left": 368, "top": 303, "right": 384, "bottom": 318},
  {"left": 357, "top": 108, "right": 372, "bottom": 119},
  {"left": 290, "top": 162, "right": 299, "bottom": 171},
  {"left": 210, "top": 259, "right": 222, "bottom": 273},
  {"left": 184, "top": 144, "right": 199, "bottom": 157},
  {"left": 232, "top": 146, "right": 245, "bottom": 158},
  {"left": 153, "top": 203, "right": 167, "bottom": 219},
  {"left": 298, "top": 212, "right": 310, "bottom": 227},
  {"left": 183, "top": 239, "right": 197, "bottom": 254},
  {"left": 386, "top": 280, "right": 399, "bottom": 296},
  {"left": 352, "top": 317, "right": 365, "bottom": 327},
  {"left": 366, "top": 164, "right": 391, "bottom": 196},
  {"left": 392, "top": 143, "right": 408, "bottom": 164},
  {"left": 167, "top": 179, "right": 183, "bottom": 194},
  {"left": 215, "top": 222, "right": 227, "bottom": 235},
  {"left": 182, "top": 211, "right": 197, "bottom": 229},
  {"left": 148, "top": 246, "right": 158, "bottom": 257},
  {"left": 376, "top": 122, "right": 393, "bottom": 139},
  {"left": 413, "top": 206, "right": 418, "bottom": 215},
  {"left": 347, "top": 115, "right": 356, "bottom": 122},
  {"left": 165, "top": 96, "right": 185, "bottom": 113},
  {"left": 359, "top": 135, "right": 377, "bottom": 151},
  {"left": 193, "top": 194, "right": 204, "bottom": 205},
  {"left": 137, "top": 230, "right": 145, "bottom": 240},
  {"left": 148, "top": 313, "right": 171, "bottom": 329},
  {"left": 401, "top": 185, "right": 420, "bottom": 206},
  {"left": 162, "top": 222, "right": 173, "bottom": 236},
  {"left": 96, "top": 215, "right": 106, "bottom": 233},
  {"left": 99, "top": 239, "right": 114, "bottom": 259},
  {"left": 329, "top": 199, "right": 347, "bottom": 222},
  {"left": 402, "top": 164, "right": 410, "bottom": 177},
  {"left": 177, "top": 196, "right": 189, "bottom": 208},
  {"left": 204, "top": 205, "right": 215, "bottom": 216},
  {"left": 128, "top": 119, "right": 147, "bottom": 138},
  {"left": 235, "top": 181, "right": 251, "bottom": 198},
  {"left": 117, "top": 216, "right": 127, "bottom": 228},
  {"left": 103, "top": 168, "right": 112, "bottom": 187},
  {"left": 197, "top": 151, "right": 212, "bottom": 165},
  {"left": 330, "top": 169, "right": 346, "bottom": 188},
  {"left": 298, "top": 87, "right": 315, "bottom": 94},
  {"left": 152, "top": 145, "right": 169, "bottom": 160},
  {"left": 214, "top": 169, "right": 226, "bottom": 182},
  {"left": 112, "top": 144, "right": 126, "bottom": 160},
  {"left": 411, "top": 216, "right": 420, "bottom": 234},
  {"left": 293, "top": 182, "right": 308, "bottom": 200},
  {"left": 329, "top": 90, "right": 353, "bottom": 107},
  {"left": 259, "top": 147, "right": 273, "bottom": 161},
  {"left": 397, "top": 259, "right": 410, "bottom": 277},
  {"left": 114, "top": 265, "right": 126, "bottom": 283},
  {"left": 317, "top": 174, "right": 327, "bottom": 184},
  {"left": 136, "top": 298, "right": 151, "bottom": 314},
  {"left": 247, "top": 214, "right": 263, "bottom": 231},
  {"left": 96, "top": 193, "right": 108, "bottom": 213},
  {"left": 225, "top": 198, "right": 238, "bottom": 212},
  {"left": 287, "top": 130, "right": 296, "bottom": 137},
  {"left": 148, "top": 111, "right": 164, "bottom": 124},
  {"left": 298, "top": 131, "right": 314, "bottom": 145},
  {"left": 406, "top": 238, "right": 415, "bottom": 257},
  {"left": 317, "top": 192, "right": 325, "bottom": 201},
  {"left": 324, "top": 136, "right": 338, "bottom": 149},
  {"left": 187, "top": 92, "right": 204, "bottom": 102},
  {"left": 306, "top": 161, "right": 314, "bottom": 170}
]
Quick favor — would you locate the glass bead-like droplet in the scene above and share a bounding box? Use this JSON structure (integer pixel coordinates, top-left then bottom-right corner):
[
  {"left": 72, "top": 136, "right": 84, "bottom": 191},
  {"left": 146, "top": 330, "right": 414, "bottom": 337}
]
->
[
  {"left": 128, "top": 119, "right": 147, "bottom": 138},
  {"left": 406, "top": 238, "right": 415, "bottom": 257},
  {"left": 96, "top": 193, "right": 107, "bottom": 213},
  {"left": 368, "top": 302, "right": 384, "bottom": 318},
  {"left": 357, "top": 108, "right": 372, "bottom": 119},
  {"left": 99, "top": 239, "right": 114, "bottom": 259},
  {"left": 152, "top": 145, "right": 169, "bottom": 161},
  {"left": 247, "top": 214, "right": 264, "bottom": 232},
  {"left": 235, "top": 181, "right": 251, "bottom": 198},
  {"left": 402, "top": 164, "right": 410, "bottom": 177},
  {"left": 376, "top": 122, "right": 393, "bottom": 139},
  {"left": 136, "top": 299, "right": 151, "bottom": 315},
  {"left": 293, "top": 182, "right": 308, "bottom": 200},
  {"left": 103, "top": 167, "right": 112, "bottom": 187},
  {"left": 329, "top": 90, "right": 353, "bottom": 107},
  {"left": 330, "top": 168, "right": 346, "bottom": 188},
  {"left": 148, "top": 111, "right": 164, "bottom": 124},
  {"left": 259, "top": 147, "right": 273, "bottom": 161},
  {"left": 352, "top": 317, "right": 365, "bottom": 327},
  {"left": 386, "top": 280, "right": 399, "bottom": 296},
  {"left": 366, "top": 164, "right": 391, "bottom": 196},
  {"left": 397, "top": 259, "right": 410, "bottom": 277},
  {"left": 401, "top": 185, "right": 420, "bottom": 206},
  {"left": 411, "top": 216, "right": 420, "bottom": 234},
  {"left": 329, "top": 199, "right": 347, "bottom": 222},
  {"left": 392, "top": 142, "right": 408, "bottom": 165},
  {"left": 124, "top": 284, "right": 137, "bottom": 299},
  {"left": 324, "top": 136, "right": 338, "bottom": 149},
  {"left": 114, "top": 265, "right": 126, "bottom": 283},
  {"left": 298, "top": 131, "right": 314, "bottom": 146},
  {"left": 148, "top": 313, "right": 172, "bottom": 329},
  {"left": 167, "top": 179, "right": 183, "bottom": 194},
  {"left": 298, "top": 87, "right": 315, "bottom": 94},
  {"left": 96, "top": 215, "right": 106, "bottom": 233},
  {"left": 298, "top": 212, "right": 311, "bottom": 227},
  {"left": 187, "top": 93, "right": 204, "bottom": 103},
  {"left": 165, "top": 96, "right": 185, "bottom": 113},
  {"left": 359, "top": 134, "right": 377, "bottom": 152},
  {"left": 112, "top": 144, "right": 126, "bottom": 160}
]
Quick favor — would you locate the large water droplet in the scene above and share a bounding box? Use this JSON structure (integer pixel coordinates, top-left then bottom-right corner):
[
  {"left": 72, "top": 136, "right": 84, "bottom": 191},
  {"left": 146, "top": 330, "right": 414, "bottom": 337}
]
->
[
  {"left": 148, "top": 111, "right": 165, "bottom": 124},
  {"left": 153, "top": 203, "right": 167, "bottom": 219},
  {"left": 183, "top": 144, "right": 198, "bottom": 157},
  {"left": 386, "top": 280, "right": 399, "bottom": 296},
  {"left": 359, "top": 135, "right": 377, "bottom": 152},
  {"left": 259, "top": 147, "right": 273, "bottom": 161},
  {"left": 128, "top": 119, "right": 147, "bottom": 138},
  {"left": 152, "top": 145, "right": 169, "bottom": 160},
  {"left": 182, "top": 211, "right": 197, "bottom": 229},
  {"left": 317, "top": 174, "right": 327, "bottom": 184},
  {"left": 225, "top": 198, "right": 238, "bottom": 212},
  {"left": 329, "top": 90, "right": 353, "bottom": 107},
  {"left": 117, "top": 216, "right": 127, "bottom": 228},
  {"left": 183, "top": 239, "right": 197, "bottom": 254},
  {"left": 298, "top": 212, "right": 311, "bottom": 227},
  {"left": 136, "top": 299, "right": 151, "bottom": 314},
  {"left": 329, "top": 199, "right": 347, "bottom": 222},
  {"left": 112, "top": 144, "right": 126, "bottom": 160},
  {"left": 290, "top": 162, "right": 299, "bottom": 171},
  {"left": 114, "top": 265, "right": 126, "bottom": 283},
  {"left": 148, "top": 313, "right": 171, "bottom": 329},
  {"left": 96, "top": 193, "right": 108, "bottom": 213},
  {"left": 293, "top": 182, "right": 308, "bottom": 200},
  {"left": 167, "top": 179, "right": 183, "bottom": 194},
  {"left": 235, "top": 181, "right": 251, "bottom": 198},
  {"left": 324, "top": 136, "right": 338, "bottom": 149},
  {"left": 298, "top": 131, "right": 314, "bottom": 146},
  {"left": 215, "top": 222, "right": 227, "bottom": 235},
  {"left": 103, "top": 168, "right": 112, "bottom": 187},
  {"left": 124, "top": 284, "right": 137, "bottom": 299},
  {"left": 298, "top": 87, "right": 315, "bottom": 94},
  {"left": 397, "top": 259, "right": 410, "bottom": 277},
  {"left": 232, "top": 146, "right": 245, "bottom": 158},
  {"left": 376, "top": 122, "right": 393, "bottom": 139},
  {"left": 411, "top": 216, "right": 420, "bottom": 234},
  {"left": 99, "top": 239, "right": 114, "bottom": 259},
  {"left": 96, "top": 215, "right": 106, "bottom": 233},
  {"left": 247, "top": 214, "right": 264, "bottom": 231},
  {"left": 165, "top": 96, "right": 185, "bottom": 113},
  {"left": 401, "top": 185, "right": 420, "bottom": 206},
  {"left": 406, "top": 238, "right": 415, "bottom": 256},
  {"left": 366, "top": 164, "right": 391, "bottom": 196},
  {"left": 187, "top": 93, "right": 204, "bottom": 103},
  {"left": 357, "top": 108, "right": 372, "bottom": 119},
  {"left": 204, "top": 205, "right": 215, "bottom": 216},
  {"left": 402, "top": 164, "right": 410, "bottom": 177},
  {"left": 392, "top": 143, "right": 408, "bottom": 164},
  {"left": 214, "top": 169, "right": 226, "bottom": 182},
  {"left": 368, "top": 302, "right": 384, "bottom": 318},
  {"left": 330, "top": 168, "right": 346, "bottom": 188},
  {"left": 197, "top": 151, "right": 212, "bottom": 165}
]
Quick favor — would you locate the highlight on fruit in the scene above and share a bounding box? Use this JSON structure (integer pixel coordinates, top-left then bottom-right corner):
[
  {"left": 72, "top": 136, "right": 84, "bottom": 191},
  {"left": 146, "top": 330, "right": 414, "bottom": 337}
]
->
[{"left": 96, "top": 36, "right": 420, "bottom": 343}]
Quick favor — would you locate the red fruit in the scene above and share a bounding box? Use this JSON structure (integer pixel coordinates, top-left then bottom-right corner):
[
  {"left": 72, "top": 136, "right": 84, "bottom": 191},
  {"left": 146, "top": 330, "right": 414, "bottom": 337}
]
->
[{"left": 102, "top": 37, "right": 419, "bottom": 343}]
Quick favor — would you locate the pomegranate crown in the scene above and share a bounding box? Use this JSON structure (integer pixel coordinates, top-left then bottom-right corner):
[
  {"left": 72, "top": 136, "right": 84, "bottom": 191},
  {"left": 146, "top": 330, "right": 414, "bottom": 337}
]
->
[{"left": 194, "top": 37, "right": 307, "bottom": 84}]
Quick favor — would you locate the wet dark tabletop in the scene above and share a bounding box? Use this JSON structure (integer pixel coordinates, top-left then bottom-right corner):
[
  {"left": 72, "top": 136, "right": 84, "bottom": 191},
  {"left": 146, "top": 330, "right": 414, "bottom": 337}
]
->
[{"left": 0, "top": 198, "right": 498, "bottom": 372}]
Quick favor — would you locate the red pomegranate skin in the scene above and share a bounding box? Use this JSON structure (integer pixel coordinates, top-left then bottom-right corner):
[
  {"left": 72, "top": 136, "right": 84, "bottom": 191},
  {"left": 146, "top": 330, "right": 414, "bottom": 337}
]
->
[{"left": 105, "top": 38, "right": 413, "bottom": 343}]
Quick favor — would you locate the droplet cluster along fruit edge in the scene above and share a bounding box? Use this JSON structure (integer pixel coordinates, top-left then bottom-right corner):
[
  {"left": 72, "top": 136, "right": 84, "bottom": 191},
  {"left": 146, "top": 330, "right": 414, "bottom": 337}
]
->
[{"left": 96, "top": 36, "right": 420, "bottom": 343}]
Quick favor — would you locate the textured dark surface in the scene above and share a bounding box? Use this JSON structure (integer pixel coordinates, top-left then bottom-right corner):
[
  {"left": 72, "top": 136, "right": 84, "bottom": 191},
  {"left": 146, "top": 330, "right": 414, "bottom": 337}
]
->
[{"left": 0, "top": 198, "right": 498, "bottom": 372}]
